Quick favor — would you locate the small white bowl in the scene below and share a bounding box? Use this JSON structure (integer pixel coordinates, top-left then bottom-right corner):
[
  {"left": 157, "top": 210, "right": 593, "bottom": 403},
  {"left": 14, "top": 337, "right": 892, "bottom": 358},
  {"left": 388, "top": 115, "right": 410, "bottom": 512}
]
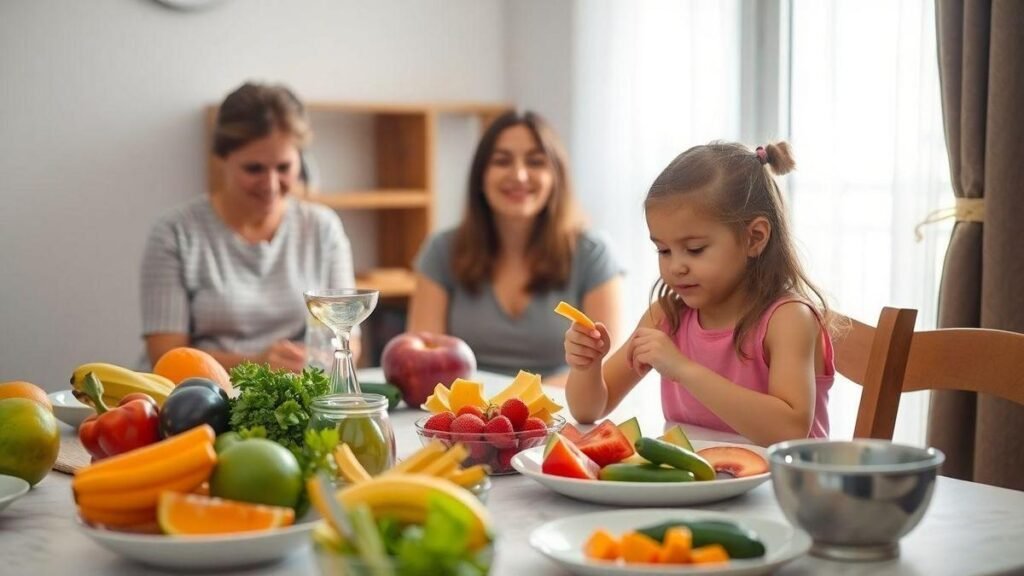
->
[
  {"left": 48, "top": 390, "right": 95, "bottom": 428},
  {"left": 0, "top": 474, "right": 31, "bottom": 513}
]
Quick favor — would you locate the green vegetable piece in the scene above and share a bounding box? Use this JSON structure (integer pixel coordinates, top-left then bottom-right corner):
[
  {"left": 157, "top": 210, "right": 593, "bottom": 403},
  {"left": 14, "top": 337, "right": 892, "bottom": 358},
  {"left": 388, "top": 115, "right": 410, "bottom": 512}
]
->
[
  {"left": 635, "top": 437, "right": 715, "bottom": 481},
  {"left": 599, "top": 463, "right": 696, "bottom": 482},
  {"left": 636, "top": 519, "right": 766, "bottom": 559},
  {"left": 337, "top": 416, "right": 389, "bottom": 475},
  {"left": 349, "top": 502, "right": 394, "bottom": 576},
  {"left": 360, "top": 382, "right": 402, "bottom": 411}
]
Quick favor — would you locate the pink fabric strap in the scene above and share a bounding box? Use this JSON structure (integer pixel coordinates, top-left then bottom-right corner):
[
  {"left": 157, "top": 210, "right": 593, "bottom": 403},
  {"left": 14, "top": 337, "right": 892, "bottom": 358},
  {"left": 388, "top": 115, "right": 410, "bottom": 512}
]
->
[{"left": 755, "top": 146, "right": 768, "bottom": 165}]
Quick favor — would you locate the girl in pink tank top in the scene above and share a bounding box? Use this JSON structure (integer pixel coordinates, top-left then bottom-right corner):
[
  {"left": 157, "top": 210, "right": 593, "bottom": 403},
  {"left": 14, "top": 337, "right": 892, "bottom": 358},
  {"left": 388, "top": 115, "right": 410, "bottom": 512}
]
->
[{"left": 564, "top": 141, "right": 836, "bottom": 446}]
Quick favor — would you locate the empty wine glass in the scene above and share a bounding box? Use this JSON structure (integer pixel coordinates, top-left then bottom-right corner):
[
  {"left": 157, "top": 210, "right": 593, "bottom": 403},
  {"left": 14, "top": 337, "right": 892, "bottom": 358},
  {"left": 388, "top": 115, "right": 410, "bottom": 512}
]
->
[{"left": 303, "top": 289, "right": 379, "bottom": 395}]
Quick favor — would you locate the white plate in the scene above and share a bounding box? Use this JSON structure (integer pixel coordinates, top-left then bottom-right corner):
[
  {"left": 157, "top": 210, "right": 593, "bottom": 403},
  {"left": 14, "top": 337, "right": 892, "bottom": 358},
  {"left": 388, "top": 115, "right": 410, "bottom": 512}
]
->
[
  {"left": 530, "top": 508, "right": 810, "bottom": 576},
  {"left": 0, "top": 474, "right": 30, "bottom": 513},
  {"left": 77, "top": 514, "right": 317, "bottom": 570},
  {"left": 48, "top": 390, "right": 94, "bottom": 428},
  {"left": 511, "top": 441, "right": 770, "bottom": 506}
]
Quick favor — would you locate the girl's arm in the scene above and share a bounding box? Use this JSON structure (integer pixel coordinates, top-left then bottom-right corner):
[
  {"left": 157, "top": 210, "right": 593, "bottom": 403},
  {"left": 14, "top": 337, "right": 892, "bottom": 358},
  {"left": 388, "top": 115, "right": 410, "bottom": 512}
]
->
[
  {"left": 565, "top": 304, "right": 662, "bottom": 423},
  {"left": 406, "top": 274, "right": 450, "bottom": 334},
  {"left": 656, "top": 302, "right": 819, "bottom": 446}
]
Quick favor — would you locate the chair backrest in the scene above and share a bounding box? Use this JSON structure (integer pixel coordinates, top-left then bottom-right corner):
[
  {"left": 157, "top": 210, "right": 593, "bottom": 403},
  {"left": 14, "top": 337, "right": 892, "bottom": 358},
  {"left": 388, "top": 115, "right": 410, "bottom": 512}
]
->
[
  {"left": 833, "top": 307, "right": 918, "bottom": 440},
  {"left": 834, "top": 306, "right": 1024, "bottom": 440}
]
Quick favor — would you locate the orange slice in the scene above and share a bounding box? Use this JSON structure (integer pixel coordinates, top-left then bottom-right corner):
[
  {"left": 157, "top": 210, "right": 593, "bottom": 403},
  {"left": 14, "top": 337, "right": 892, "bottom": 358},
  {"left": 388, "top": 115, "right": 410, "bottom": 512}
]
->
[
  {"left": 554, "top": 301, "right": 596, "bottom": 330},
  {"left": 157, "top": 492, "right": 294, "bottom": 535}
]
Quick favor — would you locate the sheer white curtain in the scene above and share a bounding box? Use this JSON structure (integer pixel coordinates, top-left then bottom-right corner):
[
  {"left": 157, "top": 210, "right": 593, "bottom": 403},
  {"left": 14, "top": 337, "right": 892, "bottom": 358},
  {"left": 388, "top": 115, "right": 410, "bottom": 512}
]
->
[
  {"left": 788, "top": 0, "right": 952, "bottom": 444},
  {"left": 571, "top": 0, "right": 742, "bottom": 418}
]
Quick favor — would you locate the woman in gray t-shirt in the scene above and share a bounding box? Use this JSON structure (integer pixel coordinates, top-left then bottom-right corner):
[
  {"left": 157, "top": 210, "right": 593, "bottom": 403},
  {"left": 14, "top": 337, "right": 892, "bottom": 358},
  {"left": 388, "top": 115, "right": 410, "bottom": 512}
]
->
[
  {"left": 408, "top": 111, "right": 624, "bottom": 384},
  {"left": 141, "top": 83, "right": 356, "bottom": 374}
]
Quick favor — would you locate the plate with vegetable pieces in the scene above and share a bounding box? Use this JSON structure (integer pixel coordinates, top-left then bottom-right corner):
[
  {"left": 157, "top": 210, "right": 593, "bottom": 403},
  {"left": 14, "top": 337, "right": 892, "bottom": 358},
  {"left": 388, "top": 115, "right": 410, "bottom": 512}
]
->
[{"left": 530, "top": 508, "right": 810, "bottom": 576}]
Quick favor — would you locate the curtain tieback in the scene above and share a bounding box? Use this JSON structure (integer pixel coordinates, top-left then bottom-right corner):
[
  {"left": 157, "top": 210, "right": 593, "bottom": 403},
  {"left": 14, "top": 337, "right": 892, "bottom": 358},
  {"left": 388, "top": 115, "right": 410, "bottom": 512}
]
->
[{"left": 914, "top": 198, "right": 984, "bottom": 241}]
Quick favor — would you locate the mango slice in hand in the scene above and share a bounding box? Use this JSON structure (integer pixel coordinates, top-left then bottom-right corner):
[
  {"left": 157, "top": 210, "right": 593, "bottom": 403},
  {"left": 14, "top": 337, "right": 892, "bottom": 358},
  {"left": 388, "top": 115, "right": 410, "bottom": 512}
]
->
[{"left": 554, "top": 301, "right": 596, "bottom": 330}]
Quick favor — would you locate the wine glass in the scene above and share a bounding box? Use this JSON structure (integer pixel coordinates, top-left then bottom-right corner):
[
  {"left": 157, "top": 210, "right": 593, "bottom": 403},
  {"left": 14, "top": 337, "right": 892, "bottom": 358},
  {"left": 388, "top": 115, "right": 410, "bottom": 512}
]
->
[{"left": 303, "top": 288, "right": 379, "bottom": 395}]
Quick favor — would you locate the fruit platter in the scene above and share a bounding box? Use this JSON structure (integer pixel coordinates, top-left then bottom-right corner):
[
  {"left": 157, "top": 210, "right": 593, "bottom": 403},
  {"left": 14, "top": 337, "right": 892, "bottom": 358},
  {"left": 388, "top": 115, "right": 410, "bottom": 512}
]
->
[{"left": 511, "top": 417, "right": 771, "bottom": 506}]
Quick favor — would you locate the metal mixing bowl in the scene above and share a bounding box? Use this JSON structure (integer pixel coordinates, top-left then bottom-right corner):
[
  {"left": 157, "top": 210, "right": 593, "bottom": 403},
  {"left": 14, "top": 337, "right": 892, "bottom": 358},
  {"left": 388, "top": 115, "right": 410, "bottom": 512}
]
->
[{"left": 767, "top": 438, "right": 944, "bottom": 561}]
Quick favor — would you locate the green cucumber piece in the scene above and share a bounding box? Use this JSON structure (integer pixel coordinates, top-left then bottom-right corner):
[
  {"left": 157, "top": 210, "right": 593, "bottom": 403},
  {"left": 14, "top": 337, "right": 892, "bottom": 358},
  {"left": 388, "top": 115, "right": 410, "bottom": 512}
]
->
[
  {"left": 598, "top": 463, "right": 695, "bottom": 482},
  {"left": 359, "top": 382, "right": 402, "bottom": 411},
  {"left": 637, "top": 520, "right": 766, "bottom": 559},
  {"left": 635, "top": 437, "right": 715, "bottom": 481}
]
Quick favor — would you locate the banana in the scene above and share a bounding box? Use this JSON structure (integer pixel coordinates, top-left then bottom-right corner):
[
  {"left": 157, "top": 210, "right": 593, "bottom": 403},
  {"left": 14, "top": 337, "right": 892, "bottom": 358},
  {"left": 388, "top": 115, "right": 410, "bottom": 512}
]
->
[
  {"left": 336, "top": 473, "right": 492, "bottom": 549},
  {"left": 137, "top": 372, "right": 175, "bottom": 392},
  {"left": 71, "top": 362, "right": 171, "bottom": 406}
]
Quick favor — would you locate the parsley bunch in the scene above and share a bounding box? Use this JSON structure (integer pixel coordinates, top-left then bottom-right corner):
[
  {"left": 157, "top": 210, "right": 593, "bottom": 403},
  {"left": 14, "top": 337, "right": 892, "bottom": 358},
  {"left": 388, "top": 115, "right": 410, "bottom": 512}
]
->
[{"left": 228, "top": 362, "right": 331, "bottom": 455}]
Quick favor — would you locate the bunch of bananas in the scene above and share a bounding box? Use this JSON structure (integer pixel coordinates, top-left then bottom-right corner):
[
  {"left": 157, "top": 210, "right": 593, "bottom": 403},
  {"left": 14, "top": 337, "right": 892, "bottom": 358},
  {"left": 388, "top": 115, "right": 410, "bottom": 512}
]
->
[
  {"left": 310, "top": 471, "right": 493, "bottom": 551},
  {"left": 72, "top": 424, "right": 217, "bottom": 527},
  {"left": 71, "top": 362, "right": 174, "bottom": 407}
]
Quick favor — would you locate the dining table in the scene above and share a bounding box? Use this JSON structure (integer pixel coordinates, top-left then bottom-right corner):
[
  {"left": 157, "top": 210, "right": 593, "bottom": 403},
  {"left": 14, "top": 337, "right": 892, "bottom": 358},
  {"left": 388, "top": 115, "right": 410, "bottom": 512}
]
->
[{"left": 2, "top": 368, "right": 1023, "bottom": 576}]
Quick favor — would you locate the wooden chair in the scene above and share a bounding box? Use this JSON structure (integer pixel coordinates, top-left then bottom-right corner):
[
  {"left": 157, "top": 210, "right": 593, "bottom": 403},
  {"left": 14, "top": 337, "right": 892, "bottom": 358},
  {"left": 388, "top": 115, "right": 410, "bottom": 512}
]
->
[
  {"left": 835, "top": 306, "right": 1024, "bottom": 440},
  {"left": 833, "top": 307, "right": 918, "bottom": 439}
]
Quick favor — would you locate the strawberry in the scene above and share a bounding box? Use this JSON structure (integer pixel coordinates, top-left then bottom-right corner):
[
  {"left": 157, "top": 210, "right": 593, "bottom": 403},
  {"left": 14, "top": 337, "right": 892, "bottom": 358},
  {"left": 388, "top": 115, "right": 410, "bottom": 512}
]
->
[
  {"left": 500, "top": 398, "right": 530, "bottom": 430},
  {"left": 423, "top": 411, "right": 455, "bottom": 439},
  {"left": 450, "top": 413, "right": 486, "bottom": 440},
  {"left": 496, "top": 446, "right": 520, "bottom": 473},
  {"left": 520, "top": 417, "right": 548, "bottom": 440},
  {"left": 483, "top": 404, "right": 501, "bottom": 421},
  {"left": 483, "top": 415, "right": 516, "bottom": 448},
  {"left": 457, "top": 405, "right": 486, "bottom": 420},
  {"left": 468, "top": 442, "right": 495, "bottom": 465}
]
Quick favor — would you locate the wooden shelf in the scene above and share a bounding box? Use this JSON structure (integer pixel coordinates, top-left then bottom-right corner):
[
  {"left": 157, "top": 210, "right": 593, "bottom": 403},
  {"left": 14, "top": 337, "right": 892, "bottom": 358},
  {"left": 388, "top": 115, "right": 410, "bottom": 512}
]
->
[
  {"left": 356, "top": 268, "right": 417, "bottom": 298},
  {"left": 308, "top": 190, "right": 429, "bottom": 210}
]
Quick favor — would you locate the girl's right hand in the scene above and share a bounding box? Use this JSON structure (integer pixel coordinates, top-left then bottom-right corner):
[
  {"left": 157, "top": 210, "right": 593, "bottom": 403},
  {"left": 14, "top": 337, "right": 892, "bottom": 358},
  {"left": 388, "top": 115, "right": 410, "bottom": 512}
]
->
[{"left": 564, "top": 321, "right": 610, "bottom": 370}]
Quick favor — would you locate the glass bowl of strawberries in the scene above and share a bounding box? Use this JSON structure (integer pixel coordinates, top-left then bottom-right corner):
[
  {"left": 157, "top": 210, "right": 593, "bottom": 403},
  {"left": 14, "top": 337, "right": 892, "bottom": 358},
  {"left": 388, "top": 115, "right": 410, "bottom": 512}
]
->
[{"left": 414, "top": 399, "right": 566, "bottom": 475}]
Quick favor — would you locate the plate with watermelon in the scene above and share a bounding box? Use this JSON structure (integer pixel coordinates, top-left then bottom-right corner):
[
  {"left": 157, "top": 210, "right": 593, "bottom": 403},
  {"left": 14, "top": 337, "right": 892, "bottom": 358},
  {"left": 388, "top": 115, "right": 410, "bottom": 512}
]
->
[{"left": 510, "top": 418, "right": 771, "bottom": 506}]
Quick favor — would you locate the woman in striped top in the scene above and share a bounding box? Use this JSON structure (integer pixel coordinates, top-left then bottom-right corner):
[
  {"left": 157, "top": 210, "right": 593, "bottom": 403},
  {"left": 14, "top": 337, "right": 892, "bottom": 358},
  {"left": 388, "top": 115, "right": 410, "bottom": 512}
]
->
[{"left": 140, "top": 82, "right": 357, "bottom": 374}]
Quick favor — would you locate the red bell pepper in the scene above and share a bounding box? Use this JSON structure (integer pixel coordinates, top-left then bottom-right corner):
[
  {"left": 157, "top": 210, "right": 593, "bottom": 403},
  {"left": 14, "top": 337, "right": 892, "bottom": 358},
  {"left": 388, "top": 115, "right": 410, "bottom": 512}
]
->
[{"left": 77, "top": 372, "right": 161, "bottom": 460}]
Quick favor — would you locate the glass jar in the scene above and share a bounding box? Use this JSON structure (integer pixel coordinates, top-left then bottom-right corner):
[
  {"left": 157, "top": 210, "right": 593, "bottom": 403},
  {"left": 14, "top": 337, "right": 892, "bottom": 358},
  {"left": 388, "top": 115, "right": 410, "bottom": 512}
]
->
[{"left": 309, "top": 393, "right": 395, "bottom": 476}]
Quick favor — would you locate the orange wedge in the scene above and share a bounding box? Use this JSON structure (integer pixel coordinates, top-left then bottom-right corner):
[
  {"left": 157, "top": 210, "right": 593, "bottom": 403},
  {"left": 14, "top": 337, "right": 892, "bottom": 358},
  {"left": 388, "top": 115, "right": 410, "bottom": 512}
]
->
[
  {"left": 157, "top": 492, "right": 294, "bottom": 535},
  {"left": 554, "top": 301, "right": 596, "bottom": 330}
]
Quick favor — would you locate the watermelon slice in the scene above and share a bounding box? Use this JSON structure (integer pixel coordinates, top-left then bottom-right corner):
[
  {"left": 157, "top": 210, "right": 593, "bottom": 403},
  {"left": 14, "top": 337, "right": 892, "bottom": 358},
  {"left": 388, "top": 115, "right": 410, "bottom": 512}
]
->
[
  {"left": 560, "top": 423, "right": 584, "bottom": 444},
  {"left": 576, "top": 421, "right": 635, "bottom": 467},
  {"left": 542, "top": 434, "right": 600, "bottom": 480}
]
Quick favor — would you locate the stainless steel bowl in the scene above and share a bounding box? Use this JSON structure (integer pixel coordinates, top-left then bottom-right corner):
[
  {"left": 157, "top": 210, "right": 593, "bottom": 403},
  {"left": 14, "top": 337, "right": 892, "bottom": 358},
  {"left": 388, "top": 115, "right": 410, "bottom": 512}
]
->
[{"left": 767, "top": 439, "right": 944, "bottom": 562}]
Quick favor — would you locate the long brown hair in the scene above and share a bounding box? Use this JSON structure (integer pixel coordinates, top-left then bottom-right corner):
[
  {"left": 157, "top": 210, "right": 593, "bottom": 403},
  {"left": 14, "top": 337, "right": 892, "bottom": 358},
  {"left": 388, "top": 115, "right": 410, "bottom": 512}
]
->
[
  {"left": 646, "top": 141, "right": 832, "bottom": 357},
  {"left": 452, "top": 110, "right": 579, "bottom": 293},
  {"left": 212, "top": 82, "right": 310, "bottom": 158}
]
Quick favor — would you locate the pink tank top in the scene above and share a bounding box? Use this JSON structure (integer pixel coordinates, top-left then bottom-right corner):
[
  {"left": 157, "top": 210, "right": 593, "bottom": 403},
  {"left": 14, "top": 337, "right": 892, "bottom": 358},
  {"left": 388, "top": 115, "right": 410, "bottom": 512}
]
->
[{"left": 660, "top": 298, "right": 834, "bottom": 438}]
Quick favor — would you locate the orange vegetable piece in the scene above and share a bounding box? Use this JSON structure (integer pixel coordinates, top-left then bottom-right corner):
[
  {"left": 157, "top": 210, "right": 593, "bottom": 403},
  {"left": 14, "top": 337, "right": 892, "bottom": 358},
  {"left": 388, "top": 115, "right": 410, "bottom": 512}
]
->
[
  {"left": 157, "top": 492, "right": 294, "bottom": 535},
  {"left": 620, "top": 531, "right": 662, "bottom": 564},
  {"left": 553, "top": 301, "right": 596, "bottom": 330},
  {"left": 584, "top": 528, "right": 621, "bottom": 561},
  {"left": 691, "top": 544, "right": 730, "bottom": 564},
  {"left": 78, "top": 505, "right": 156, "bottom": 528},
  {"left": 657, "top": 526, "right": 693, "bottom": 564}
]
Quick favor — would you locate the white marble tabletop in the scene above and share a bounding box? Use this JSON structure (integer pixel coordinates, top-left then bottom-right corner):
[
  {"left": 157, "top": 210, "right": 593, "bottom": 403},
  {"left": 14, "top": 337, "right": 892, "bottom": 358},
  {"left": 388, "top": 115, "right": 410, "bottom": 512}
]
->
[{"left": 3, "top": 369, "right": 1023, "bottom": 575}]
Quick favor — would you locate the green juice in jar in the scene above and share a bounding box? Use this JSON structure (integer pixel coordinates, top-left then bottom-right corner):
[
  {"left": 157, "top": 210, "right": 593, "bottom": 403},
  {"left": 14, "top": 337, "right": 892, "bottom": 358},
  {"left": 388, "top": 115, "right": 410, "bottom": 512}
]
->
[
  {"left": 336, "top": 415, "right": 389, "bottom": 475},
  {"left": 309, "top": 393, "right": 395, "bottom": 478}
]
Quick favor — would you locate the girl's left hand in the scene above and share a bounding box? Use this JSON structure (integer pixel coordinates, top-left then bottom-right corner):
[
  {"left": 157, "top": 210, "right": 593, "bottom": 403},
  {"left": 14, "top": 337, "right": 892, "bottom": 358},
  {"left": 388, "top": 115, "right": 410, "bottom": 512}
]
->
[{"left": 628, "top": 327, "right": 687, "bottom": 380}]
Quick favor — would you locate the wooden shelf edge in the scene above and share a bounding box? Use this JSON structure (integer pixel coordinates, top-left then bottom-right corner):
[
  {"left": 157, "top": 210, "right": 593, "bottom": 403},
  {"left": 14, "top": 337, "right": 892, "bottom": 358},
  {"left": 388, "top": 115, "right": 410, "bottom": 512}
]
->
[
  {"left": 309, "top": 190, "right": 429, "bottom": 210},
  {"left": 356, "top": 268, "right": 417, "bottom": 298}
]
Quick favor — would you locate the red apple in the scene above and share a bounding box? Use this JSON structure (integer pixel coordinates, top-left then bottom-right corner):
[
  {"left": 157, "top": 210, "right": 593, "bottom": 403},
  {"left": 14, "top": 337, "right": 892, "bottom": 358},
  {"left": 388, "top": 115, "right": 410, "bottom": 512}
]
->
[{"left": 381, "top": 332, "right": 477, "bottom": 407}]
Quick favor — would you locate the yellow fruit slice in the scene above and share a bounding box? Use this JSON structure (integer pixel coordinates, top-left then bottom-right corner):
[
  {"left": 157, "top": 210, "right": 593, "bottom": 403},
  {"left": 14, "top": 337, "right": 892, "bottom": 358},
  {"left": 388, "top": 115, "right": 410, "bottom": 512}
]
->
[
  {"left": 449, "top": 379, "right": 487, "bottom": 413},
  {"left": 488, "top": 371, "right": 538, "bottom": 406},
  {"left": 334, "top": 444, "right": 372, "bottom": 484},
  {"left": 526, "top": 394, "right": 563, "bottom": 418},
  {"left": 554, "top": 301, "right": 596, "bottom": 330},
  {"left": 157, "top": 492, "right": 294, "bottom": 535},
  {"left": 422, "top": 383, "right": 452, "bottom": 413}
]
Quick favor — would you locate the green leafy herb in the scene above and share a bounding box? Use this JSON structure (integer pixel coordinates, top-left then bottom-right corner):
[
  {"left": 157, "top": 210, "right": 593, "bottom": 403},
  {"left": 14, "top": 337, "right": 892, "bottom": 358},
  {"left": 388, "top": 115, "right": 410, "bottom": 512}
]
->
[{"left": 228, "top": 362, "right": 330, "bottom": 454}]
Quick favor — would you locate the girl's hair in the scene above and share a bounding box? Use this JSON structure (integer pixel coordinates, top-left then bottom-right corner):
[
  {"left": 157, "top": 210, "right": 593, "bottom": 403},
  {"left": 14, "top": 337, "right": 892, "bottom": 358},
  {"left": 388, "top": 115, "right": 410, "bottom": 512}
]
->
[
  {"left": 452, "top": 110, "right": 580, "bottom": 293},
  {"left": 212, "top": 82, "right": 311, "bottom": 158},
  {"left": 645, "top": 141, "right": 832, "bottom": 357}
]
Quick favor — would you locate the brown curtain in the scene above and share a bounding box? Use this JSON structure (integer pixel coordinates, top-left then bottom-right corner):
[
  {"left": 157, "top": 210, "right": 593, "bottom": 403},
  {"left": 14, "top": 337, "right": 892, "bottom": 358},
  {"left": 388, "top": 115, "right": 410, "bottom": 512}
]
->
[{"left": 928, "top": 0, "right": 1024, "bottom": 490}]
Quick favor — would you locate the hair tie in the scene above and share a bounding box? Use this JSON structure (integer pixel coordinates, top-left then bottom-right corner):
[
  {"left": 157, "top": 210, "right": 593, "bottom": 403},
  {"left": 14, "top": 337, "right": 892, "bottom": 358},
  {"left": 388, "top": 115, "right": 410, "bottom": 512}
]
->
[{"left": 755, "top": 146, "right": 768, "bottom": 165}]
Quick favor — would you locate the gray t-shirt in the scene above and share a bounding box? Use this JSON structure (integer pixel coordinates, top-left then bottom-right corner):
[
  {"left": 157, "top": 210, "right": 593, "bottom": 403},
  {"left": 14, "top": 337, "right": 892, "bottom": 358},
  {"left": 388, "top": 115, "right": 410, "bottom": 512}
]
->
[
  {"left": 415, "top": 229, "right": 624, "bottom": 377},
  {"left": 140, "top": 197, "right": 355, "bottom": 361}
]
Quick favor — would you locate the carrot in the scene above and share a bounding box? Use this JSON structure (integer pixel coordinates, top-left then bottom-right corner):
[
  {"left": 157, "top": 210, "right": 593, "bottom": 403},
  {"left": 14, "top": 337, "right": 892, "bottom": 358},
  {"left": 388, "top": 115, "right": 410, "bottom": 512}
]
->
[
  {"left": 74, "top": 424, "right": 214, "bottom": 479},
  {"left": 554, "top": 301, "right": 596, "bottom": 330},
  {"left": 691, "top": 544, "right": 730, "bottom": 564},
  {"left": 584, "top": 529, "right": 621, "bottom": 561},
  {"left": 78, "top": 505, "right": 157, "bottom": 527},
  {"left": 73, "top": 441, "right": 217, "bottom": 494},
  {"left": 657, "top": 527, "right": 693, "bottom": 564},
  {"left": 621, "top": 531, "right": 662, "bottom": 564},
  {"left": 75, "top": 464, "right": 213, "bottom": 511}
]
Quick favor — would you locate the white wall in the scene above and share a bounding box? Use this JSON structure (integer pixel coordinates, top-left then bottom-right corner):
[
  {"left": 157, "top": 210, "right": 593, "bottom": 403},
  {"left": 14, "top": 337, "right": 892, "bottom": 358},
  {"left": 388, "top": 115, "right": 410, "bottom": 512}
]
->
[{"left": 0, "top": 0, "right": 505, "bottom": 390}]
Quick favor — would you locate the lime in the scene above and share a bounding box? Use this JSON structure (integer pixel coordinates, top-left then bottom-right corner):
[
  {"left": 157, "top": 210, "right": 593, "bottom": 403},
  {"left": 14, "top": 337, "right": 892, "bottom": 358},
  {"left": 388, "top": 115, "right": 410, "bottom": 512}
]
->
[
  {"left": 337, "top": 416, "right": 388, "bottom": 475},
  {"left": 0, "top": 398, "right": 60, "bottom": 485},
  {"left": 214, "top": 431, "right": 242, "bottom": 454},
  {"left": 210, "top": 439, "right": 302, "bottom": 509}
]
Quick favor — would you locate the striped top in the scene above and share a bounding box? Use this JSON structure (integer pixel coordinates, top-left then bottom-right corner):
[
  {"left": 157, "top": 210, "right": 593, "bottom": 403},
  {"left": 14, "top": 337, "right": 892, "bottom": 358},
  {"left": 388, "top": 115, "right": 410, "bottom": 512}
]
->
[{"left": 140, "top": 196, "right": 355, "bottom": 362}]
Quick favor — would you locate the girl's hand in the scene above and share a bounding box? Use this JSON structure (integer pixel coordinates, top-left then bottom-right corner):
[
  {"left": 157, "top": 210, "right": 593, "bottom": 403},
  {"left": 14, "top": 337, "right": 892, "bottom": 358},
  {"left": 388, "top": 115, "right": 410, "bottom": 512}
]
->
[
  {"left": 564, "top": 321, "right": 610, "bottom": 370},
  {"left": 259, "top": 340, "right": 307, "bottom": 373},
  {"left": 628, "top": 327, "right": 686, "bottom": 380}
]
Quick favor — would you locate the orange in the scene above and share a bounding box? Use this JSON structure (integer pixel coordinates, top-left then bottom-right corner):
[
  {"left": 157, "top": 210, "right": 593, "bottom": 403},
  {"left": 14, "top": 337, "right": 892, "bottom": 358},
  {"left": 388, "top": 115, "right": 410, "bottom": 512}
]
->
[
  {"left": 158, "top": 491, "right": 294, "bottom": 535},
  {"left": 153, "top": 347, "right": 231, "bottom": 391},
  {"left": 0, "top": 381, "right": 51, "bottom": 411}
]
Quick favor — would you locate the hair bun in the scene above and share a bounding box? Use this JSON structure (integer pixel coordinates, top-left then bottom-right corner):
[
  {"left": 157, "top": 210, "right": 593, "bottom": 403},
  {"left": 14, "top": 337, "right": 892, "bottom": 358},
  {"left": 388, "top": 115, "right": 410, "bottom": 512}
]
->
[{"left": 763, "top": 141, "right": 796, "bottom": 176}]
